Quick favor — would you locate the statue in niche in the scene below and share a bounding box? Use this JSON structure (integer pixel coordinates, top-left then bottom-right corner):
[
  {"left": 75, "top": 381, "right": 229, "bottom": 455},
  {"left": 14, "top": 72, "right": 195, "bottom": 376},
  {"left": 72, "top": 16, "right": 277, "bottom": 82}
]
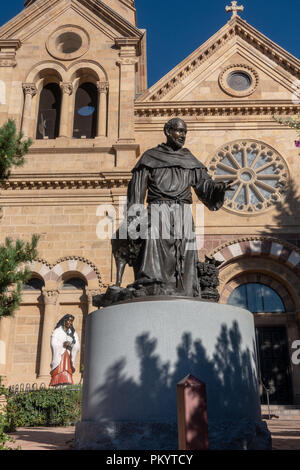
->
[
  {"left": 94, "top": 118, "right": 232, "bottom": 307},
  {"left": 49, "top": 314, "right": 80, "bottom": 387}
]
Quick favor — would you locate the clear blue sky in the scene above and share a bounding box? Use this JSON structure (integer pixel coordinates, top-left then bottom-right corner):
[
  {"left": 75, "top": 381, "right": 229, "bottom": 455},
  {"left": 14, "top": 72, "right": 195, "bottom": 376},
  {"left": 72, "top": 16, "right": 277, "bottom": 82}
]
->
[{"left": 1, "top": 0, "right": 299, "bottom": 87}]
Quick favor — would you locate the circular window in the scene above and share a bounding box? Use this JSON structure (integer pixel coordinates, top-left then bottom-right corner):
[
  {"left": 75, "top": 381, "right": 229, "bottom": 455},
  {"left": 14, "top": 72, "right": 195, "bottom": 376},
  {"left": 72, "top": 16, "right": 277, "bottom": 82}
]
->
[
  {"left": 55, "top": 32, "right": 83, "bottom": 54},
  {"left": 46, "top": 26, "right": 89, "bottom": 60},
  {"left": 219, "top": 64, "right": 259, "bottom": 97},
  {"left": 207, "top": 140, "right": 289, "bottom": 214},
  {"left": 227, "top": 71, "right": 252, "bottom": 91}
]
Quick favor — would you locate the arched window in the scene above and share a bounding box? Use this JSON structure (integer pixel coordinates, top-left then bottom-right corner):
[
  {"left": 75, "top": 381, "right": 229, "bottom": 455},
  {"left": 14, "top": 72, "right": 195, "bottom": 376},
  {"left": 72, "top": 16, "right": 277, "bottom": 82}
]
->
[
  {"left": 22, "top": 277, "right": 45, "bottom": 291},
  {"left": 62, "top": 277, "right": 87, "bottom": 290},
  {"left": 227, "top": 283, "right": 285, "bottom": 313},
  {"left": 73, "top": 83, "right": 98, "bottom": 139},
  {"left": 36, "top": 83, "right": 61, "bottom": 139}
]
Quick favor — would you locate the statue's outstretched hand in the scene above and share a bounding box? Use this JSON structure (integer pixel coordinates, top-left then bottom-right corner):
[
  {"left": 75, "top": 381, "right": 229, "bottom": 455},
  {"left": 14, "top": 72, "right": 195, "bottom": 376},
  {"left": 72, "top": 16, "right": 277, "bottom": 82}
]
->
[
  {"left": 214, "top": 179, "right": 235, "bottom": 192},
  {"left": 223, "top": 179, "right": 235, "bottom": 191}
]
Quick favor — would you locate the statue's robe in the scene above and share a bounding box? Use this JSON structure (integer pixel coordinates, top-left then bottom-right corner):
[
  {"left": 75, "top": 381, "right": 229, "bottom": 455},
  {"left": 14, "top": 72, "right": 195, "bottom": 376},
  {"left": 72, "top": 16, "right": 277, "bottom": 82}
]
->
[{"left": 126, "top": 143, "right": 226, "bottom": 297}]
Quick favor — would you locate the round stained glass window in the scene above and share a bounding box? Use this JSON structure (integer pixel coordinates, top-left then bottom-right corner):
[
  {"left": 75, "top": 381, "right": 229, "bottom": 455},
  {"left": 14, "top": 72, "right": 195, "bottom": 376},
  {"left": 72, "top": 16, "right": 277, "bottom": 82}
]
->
[{"left": 207, "top": 140, "right": 289, "bottom": 214}]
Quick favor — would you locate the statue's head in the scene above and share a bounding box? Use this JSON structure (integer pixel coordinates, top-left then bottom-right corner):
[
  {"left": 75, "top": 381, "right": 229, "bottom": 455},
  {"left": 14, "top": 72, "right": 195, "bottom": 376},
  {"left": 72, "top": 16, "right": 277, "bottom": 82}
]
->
[
  {"left": 55, "top": 314, "right": 75, "bottom": 332},
  {"left": 164, "top": 118, "right": 187, "bottom": 150}
]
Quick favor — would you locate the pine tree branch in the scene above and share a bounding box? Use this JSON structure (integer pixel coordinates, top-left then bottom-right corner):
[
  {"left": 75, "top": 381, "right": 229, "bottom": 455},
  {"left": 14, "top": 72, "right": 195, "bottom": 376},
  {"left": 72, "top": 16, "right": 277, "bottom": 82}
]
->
[{"left": 0, "top": 119, "right": 38, "bottom": 318}]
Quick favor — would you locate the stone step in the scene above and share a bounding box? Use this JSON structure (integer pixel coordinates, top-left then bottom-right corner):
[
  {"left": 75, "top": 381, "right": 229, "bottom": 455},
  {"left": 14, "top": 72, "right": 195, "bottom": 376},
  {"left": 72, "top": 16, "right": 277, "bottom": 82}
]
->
[{"left": 261, "top": 405, "right": 300, "bottom": 419}]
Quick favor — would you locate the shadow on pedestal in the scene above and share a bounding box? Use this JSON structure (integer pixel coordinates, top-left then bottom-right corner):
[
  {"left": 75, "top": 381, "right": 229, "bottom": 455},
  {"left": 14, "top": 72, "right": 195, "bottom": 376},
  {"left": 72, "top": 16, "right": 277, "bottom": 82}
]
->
[{"left": 76, "top": 301, "right": 271, "bottom": 450}]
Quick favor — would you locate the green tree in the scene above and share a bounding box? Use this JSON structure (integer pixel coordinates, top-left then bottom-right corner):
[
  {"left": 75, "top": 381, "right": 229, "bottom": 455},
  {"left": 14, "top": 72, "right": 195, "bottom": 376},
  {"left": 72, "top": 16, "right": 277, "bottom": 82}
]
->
[{"left": 0, "top": 119, "right": 39, "bottom": 318}]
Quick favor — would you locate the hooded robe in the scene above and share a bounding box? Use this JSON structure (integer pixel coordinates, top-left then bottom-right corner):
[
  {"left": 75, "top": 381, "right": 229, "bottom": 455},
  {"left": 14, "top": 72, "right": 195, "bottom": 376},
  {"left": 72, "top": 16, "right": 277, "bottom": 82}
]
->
[{"left": 126, "top": 143, "right": 226, "bottom": 297}]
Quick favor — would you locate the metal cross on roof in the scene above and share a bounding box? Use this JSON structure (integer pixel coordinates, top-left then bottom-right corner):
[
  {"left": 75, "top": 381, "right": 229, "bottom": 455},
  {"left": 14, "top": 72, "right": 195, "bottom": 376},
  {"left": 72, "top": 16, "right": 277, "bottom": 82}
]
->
[{"left": 225, "top": 1, "right": 244, "bottom": 18}]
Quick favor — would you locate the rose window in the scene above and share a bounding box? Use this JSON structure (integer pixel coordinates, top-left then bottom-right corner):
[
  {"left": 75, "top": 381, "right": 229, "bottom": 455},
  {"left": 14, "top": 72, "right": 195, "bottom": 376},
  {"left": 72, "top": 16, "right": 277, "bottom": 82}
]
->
[{"left": 208, "top": 140, "right": 289, "bottom": 213}]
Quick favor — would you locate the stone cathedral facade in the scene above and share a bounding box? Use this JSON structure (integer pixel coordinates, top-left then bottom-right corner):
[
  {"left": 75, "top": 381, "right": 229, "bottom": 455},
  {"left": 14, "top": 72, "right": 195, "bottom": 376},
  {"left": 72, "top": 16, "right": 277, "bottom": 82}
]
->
[{"left": 0, "top": 0, "right": 300, "bottom": 406}]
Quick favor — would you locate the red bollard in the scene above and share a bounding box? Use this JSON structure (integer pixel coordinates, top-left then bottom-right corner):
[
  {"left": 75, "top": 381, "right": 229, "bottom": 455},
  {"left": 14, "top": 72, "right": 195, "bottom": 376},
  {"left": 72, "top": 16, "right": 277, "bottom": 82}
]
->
[{"left": 177, "top": 374, "right": 209, "bottom": 450}]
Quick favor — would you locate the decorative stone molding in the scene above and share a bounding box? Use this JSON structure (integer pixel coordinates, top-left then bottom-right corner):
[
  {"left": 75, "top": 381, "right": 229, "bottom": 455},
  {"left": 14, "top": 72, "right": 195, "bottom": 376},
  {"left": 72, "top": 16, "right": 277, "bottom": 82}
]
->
[
  {"left": 207, "top": 139, "right": 290, "bottom": 214},
  {"left": 115, "top": 37, "right": 141, "bottom": 56},
  {"left": 218, "top": 64, "right": 259, "bottom": 97},
  {"left": 54, "top": 256, "right": 102, "bottom": 287},
  {"left": 147, "top": 30, "right": 236, "bottom": 101},
  {"left": 0, "top": 40, "right": 21, "bottom": 68},
  {"left": 27, "top": 257, "right": 103, "bottom": 288},
  {"left": 209, "top": 236, "right": 300, "bottom": 273},
  {"left": 139, "top": 16, "right": 300, "bottom": 103},
  {"left": 1, "top": 171, "right": 132, "bottom": 190},
  {"left": 134, "top": 102, "right": 300, "bottom": 118},
  {"left": 233, "top": 19, "right": 300, "bottom": 78}
]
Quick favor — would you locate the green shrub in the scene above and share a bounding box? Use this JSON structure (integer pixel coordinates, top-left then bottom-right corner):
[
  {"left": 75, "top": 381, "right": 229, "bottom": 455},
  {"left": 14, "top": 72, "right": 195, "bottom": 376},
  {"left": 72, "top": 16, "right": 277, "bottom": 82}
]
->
[
  {"left": 6, "top": 386, "right": 82, "bottom": 430},
  {"left": 0, "top": 378, "right": 17, "bottom": 450}
]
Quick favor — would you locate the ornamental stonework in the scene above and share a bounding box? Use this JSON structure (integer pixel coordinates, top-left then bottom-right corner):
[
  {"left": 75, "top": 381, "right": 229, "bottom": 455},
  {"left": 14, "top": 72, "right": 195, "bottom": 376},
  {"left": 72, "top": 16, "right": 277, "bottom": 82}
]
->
[
  {"left": 218, "top": 64, "right": 259, "bottom": 97},
  {"left": 207, "top": 140, "right": 290, "bottom": 214}
]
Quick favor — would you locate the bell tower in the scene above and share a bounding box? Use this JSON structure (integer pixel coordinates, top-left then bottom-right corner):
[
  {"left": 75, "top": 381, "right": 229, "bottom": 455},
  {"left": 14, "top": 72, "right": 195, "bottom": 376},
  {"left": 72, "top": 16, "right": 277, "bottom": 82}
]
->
[{"left": 25, "top": 0, "right": 137, "bottom": 25}]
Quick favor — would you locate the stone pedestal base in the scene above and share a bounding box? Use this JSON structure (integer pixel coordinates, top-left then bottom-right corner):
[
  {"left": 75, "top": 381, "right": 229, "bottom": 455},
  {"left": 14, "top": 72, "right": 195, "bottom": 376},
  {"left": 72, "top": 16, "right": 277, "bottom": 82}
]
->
[{"left": 75, "top": 298, "right": 271, "bottom": 450}]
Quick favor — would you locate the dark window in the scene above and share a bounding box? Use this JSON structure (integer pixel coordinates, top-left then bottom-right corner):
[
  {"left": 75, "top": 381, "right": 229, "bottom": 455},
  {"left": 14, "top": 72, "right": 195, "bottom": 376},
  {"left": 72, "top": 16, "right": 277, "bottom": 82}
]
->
[
  {"left": 256, "top": 326, "right": 292, "bottom": 404},
  {"left": 62, "top": 277, "right": 87, "bottom": 290},
  {"left": 227, "top": 282, "right": 285, "bottom": 313},
  {"left": 36, "top": 83, "right": 61, "bottom": 139},
  {"left": 23, "top": 277, "right": 45, "bottom": 291},
  {"left": 73, "top": 83, "right": 98, "bottom": 139},
  {"left": 227, "top": 71, "right": 252, "bottom": 91}
]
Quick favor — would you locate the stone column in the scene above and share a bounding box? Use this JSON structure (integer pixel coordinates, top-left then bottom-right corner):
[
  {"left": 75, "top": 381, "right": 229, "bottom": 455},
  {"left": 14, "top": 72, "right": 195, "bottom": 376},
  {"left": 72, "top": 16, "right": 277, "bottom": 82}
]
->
[
  {"left": 21, "top": 83, "right": 37, "bottom": 138},
  {"left": 59, "top": 82, "right": 73, "bottom": 138},
  {"left": 115, "top": 38, "right": 139, "bottom": 143},
  {"left": 96, "top": 81, "right": 109, "bottom": 137},
  {"left": 38, "top": 288, "right": 59, "bottom": 380}
]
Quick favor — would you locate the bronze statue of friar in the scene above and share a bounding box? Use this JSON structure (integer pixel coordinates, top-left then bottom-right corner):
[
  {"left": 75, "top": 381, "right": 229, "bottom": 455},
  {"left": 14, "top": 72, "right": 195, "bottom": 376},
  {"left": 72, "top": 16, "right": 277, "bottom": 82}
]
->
[{"left": 95, "top": 118, "right": 233, "bottom": 307}]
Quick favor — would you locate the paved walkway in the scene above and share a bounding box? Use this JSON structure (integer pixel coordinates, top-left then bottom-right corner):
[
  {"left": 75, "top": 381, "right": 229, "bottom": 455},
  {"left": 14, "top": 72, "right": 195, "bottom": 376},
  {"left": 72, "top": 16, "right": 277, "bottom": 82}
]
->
[
  {"left": 6, "top": 419, "right": 300, "bottom": 450},
  {"left": 8, "top": 426, "right": 75, "bottom": 450}
]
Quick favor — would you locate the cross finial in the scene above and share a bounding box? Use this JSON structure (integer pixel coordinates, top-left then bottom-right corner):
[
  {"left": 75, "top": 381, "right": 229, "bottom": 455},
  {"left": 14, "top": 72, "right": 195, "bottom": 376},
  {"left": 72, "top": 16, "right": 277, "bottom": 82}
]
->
[{"left": 225, "top": 1, "right": 244, "bottom": 18}]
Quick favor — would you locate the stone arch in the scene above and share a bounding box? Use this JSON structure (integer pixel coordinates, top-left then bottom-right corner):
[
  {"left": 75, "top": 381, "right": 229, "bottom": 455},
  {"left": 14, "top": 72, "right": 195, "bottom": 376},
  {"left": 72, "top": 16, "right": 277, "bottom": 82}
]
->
[
  {"left": 209, "top": 236, "right": 300, "bottom": 273},
  {"left": 220, "top": 271, "right": 295, "bottom": 312},
  {"left": 48, "top": 257, "right": 102, "bottom": 289},
  {"left": 23, "top": 62, "right": 67, "bottom": 139},
  {"left": 26, "top": 259, "right": 52, "bottom": 283},
  {"left": 216, "top": 255, "right": 300, "bottom": 312},
  {"left": 66, "top": 60, "right": 108, "bottom": 84},
  {"left": 27, "top": 257, "right": 102, "bottom": 289},
  {"left": 25, "top": 61, "right": 67, "bottom": 84}
]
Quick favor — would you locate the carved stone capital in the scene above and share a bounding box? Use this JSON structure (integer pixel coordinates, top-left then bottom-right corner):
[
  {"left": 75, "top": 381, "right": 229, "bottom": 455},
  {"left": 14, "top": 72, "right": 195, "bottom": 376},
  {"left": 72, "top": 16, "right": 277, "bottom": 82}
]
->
[
  {"left": 60, "top": 82, "right": 73, "bottom": 95},
  {"left": 96, "top": 81, "right": 109, "bottom": 94},
  {"left": 22, "top": 83, "right": 37, "bottom": 97},
  {"left": 117, "top": 57, "right": 139, "bottom": 67},
  {"left": 42, "top": 287, "right": 59, "bottom": 305}
]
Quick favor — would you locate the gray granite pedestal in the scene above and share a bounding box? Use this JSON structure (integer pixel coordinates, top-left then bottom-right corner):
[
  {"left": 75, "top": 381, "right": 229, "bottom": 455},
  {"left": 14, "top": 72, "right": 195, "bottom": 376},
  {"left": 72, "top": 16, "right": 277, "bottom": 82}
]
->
[{"left": 75, "top": 297, "right": 271, "bottom": 450}]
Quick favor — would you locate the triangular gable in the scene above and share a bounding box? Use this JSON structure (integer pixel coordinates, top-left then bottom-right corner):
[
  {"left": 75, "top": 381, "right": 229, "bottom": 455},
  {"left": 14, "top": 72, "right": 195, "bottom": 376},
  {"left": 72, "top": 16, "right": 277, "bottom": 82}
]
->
[
  {"left": 137, "top": 15, "right": 300, "bottom": 103},
  {"left": 0, "top": 0, "right": 143, "bottom": 42}
]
